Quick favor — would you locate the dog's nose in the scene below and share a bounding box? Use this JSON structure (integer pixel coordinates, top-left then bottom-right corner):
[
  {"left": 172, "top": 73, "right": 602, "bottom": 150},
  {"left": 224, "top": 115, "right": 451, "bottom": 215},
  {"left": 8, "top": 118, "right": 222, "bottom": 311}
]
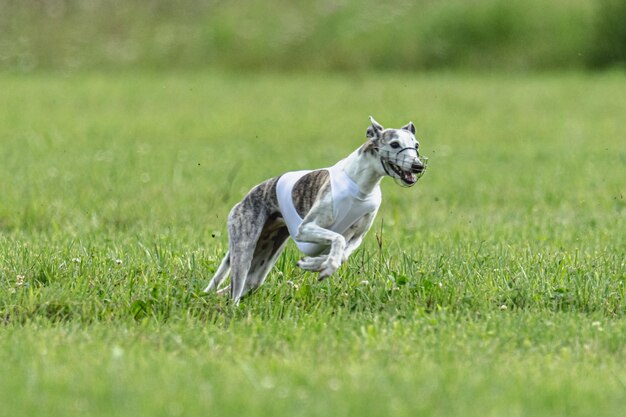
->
[{"left": 411, "top": 161, "right": 424, "bottom": 173}]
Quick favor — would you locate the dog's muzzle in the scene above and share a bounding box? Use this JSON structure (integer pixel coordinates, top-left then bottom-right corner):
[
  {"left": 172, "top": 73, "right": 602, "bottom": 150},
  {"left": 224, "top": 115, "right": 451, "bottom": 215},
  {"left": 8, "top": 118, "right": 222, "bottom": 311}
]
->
[{"left": 380, "top": 147, "right": 428, "bottom": 187}]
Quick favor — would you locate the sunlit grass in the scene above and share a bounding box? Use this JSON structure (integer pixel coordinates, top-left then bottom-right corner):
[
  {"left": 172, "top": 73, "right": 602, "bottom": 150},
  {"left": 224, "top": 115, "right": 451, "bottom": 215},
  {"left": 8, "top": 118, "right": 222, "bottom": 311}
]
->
[{"left": 0, "top": 71, "right": 624, "bottom": 417}]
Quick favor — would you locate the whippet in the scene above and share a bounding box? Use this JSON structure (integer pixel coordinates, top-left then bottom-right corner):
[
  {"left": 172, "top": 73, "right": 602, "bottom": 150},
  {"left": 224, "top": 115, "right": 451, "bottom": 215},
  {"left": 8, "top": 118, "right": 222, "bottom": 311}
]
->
[{"left": 204, "top": 117, "right": 427, "bottom": 303}]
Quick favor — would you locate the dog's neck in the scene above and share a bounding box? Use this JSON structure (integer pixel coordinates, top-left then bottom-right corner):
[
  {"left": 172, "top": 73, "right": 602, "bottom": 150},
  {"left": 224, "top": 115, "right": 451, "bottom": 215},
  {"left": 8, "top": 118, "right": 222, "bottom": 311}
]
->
[{"left": 339, "top": 148, "right": 384, "bottom": 196}]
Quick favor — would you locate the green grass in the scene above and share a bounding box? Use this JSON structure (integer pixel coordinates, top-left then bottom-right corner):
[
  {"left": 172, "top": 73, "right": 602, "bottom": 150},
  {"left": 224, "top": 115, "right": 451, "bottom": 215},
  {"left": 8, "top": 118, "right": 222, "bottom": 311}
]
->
[
  {"left": 2, "top": 0, "right": 625, "bottom": 72},
  {"left": 0, "top": 71, "right": 625, "bottom": 416}
]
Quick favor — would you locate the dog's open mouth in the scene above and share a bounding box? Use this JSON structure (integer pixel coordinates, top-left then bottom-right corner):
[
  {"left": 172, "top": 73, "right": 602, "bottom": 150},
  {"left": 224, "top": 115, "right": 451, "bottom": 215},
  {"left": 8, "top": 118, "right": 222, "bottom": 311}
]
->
[
  {"left": 388, "top": 161, "right": 418, "bottom": 186},
  {"left": 380, "top": 150, "right": 428, "bottom": 187}
]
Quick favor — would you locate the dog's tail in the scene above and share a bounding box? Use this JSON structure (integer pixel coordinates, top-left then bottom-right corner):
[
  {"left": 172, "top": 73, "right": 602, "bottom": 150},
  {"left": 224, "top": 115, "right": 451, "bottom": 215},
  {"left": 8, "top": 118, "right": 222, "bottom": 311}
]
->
[{"left": 204, "top": 251, "right": 231, "bottom": 293}]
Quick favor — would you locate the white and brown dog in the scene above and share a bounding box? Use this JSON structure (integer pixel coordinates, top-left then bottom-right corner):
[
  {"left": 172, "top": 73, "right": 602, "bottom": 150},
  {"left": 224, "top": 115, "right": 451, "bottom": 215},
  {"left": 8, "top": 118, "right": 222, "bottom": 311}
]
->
[{"left": 205, "top": 117, "right": 427, "bottom": 303}]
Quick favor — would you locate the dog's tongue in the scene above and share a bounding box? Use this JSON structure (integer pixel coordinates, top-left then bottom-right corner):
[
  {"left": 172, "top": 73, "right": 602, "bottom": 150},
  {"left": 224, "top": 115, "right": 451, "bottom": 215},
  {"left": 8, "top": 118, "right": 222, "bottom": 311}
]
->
[{"left": 403, "top": 172, "right": 416, "bottom": 184}]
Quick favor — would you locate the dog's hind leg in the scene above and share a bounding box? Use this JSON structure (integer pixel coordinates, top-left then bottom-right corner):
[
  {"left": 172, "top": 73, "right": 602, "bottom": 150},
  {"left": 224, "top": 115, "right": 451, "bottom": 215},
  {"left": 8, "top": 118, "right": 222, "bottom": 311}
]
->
[
  {"left": 243, "top": 225, "right": 289, "bottom": 295},
  {"left": 227, "top": 208, "right": 269, "bottom": 304},
  {"left": 206, "top": 177, "right": 282, "bottom": 303},
  {"left": 228, "top": 238, "right": 258, "bottom": 303},
  {"left": 204, "top": 251, "right": 231, "bottom": 293},
  {"left": 216, "top": 285, "right": 231, "bottom": 295}
]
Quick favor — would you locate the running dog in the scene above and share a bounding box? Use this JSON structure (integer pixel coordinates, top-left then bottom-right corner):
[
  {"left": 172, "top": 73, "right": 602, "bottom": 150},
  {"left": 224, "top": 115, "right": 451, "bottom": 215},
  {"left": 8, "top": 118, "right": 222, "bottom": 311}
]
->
[{"left": 204, "top": 117, "right": 427, "bottom": 303}]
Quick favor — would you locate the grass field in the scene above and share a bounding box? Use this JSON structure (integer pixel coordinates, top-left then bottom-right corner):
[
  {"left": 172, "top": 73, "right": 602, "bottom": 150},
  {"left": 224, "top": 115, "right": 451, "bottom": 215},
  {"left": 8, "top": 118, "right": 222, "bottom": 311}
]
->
[
  {"left": 3, "top": 0, "right": 625, "bottom": 72},
  {"left": 0, "top": 71, "right": 624, "bottom": 416}
]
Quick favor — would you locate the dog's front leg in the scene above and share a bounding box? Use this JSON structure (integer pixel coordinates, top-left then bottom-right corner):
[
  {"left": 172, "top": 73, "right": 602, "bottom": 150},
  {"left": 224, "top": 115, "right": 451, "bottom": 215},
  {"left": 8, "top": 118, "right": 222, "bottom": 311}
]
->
[
  {"left": 297, "top": 254, "right": 328, "bottom": 272},
  {"left": 341, "top": 211, "right": 377, "bottom": 262},
  {"left": 295, "top": 221, "right": 345, "bottom": 280}
]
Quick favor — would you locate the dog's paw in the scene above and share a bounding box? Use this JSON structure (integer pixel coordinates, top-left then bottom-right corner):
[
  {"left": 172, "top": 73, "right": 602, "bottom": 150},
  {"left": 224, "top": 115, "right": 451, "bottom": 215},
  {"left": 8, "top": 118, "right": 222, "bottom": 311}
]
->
[
  {"left": 297, "top": 256, "right": 327, "bottom": 272},
  {"left": 297, "top": 262, "right": 320, "bottom": 272},
  {"left": 318, "top": 258, "right": 341, "bottom": 280}
]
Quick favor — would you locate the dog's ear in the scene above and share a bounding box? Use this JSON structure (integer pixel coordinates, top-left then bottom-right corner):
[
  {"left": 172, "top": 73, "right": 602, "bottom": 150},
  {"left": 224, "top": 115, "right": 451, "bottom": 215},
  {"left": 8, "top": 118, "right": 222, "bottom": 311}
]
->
[
  {"left": 366, "top": 116, "right": 384, "bottom": 140},
  {"left": 401, "top": 121, "right": 416, "bottom": 135}
]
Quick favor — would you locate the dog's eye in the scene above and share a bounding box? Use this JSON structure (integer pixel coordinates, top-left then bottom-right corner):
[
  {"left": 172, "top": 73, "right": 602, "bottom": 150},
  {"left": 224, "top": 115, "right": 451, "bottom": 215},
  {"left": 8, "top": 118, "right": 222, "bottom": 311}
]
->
[{"left": 390, "top": 142, "right": 400, "bottom": 149}]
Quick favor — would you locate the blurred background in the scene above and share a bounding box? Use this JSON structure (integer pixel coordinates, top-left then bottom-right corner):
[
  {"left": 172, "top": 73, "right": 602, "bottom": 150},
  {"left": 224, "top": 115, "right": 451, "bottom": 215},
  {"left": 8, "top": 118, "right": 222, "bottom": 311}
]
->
[{"left": 1, "top": 0, "right": 625, "bottom": 74}]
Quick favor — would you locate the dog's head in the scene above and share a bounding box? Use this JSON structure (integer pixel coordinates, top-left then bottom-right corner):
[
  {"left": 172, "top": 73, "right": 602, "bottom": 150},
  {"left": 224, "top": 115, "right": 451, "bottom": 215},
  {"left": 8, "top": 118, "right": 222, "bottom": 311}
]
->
[{"left": 365, "top": 116, "right": 428, "bottom": 187}]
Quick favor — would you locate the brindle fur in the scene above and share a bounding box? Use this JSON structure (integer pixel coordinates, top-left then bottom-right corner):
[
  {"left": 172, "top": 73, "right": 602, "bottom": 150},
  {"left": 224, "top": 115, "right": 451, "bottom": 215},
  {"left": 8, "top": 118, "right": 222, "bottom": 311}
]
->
[
  {"left": 292, "top": 170, "right": 330, "bottom": 218},
  {"left": 207, "top": 177, "right": 287, "bottom": 299}
]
